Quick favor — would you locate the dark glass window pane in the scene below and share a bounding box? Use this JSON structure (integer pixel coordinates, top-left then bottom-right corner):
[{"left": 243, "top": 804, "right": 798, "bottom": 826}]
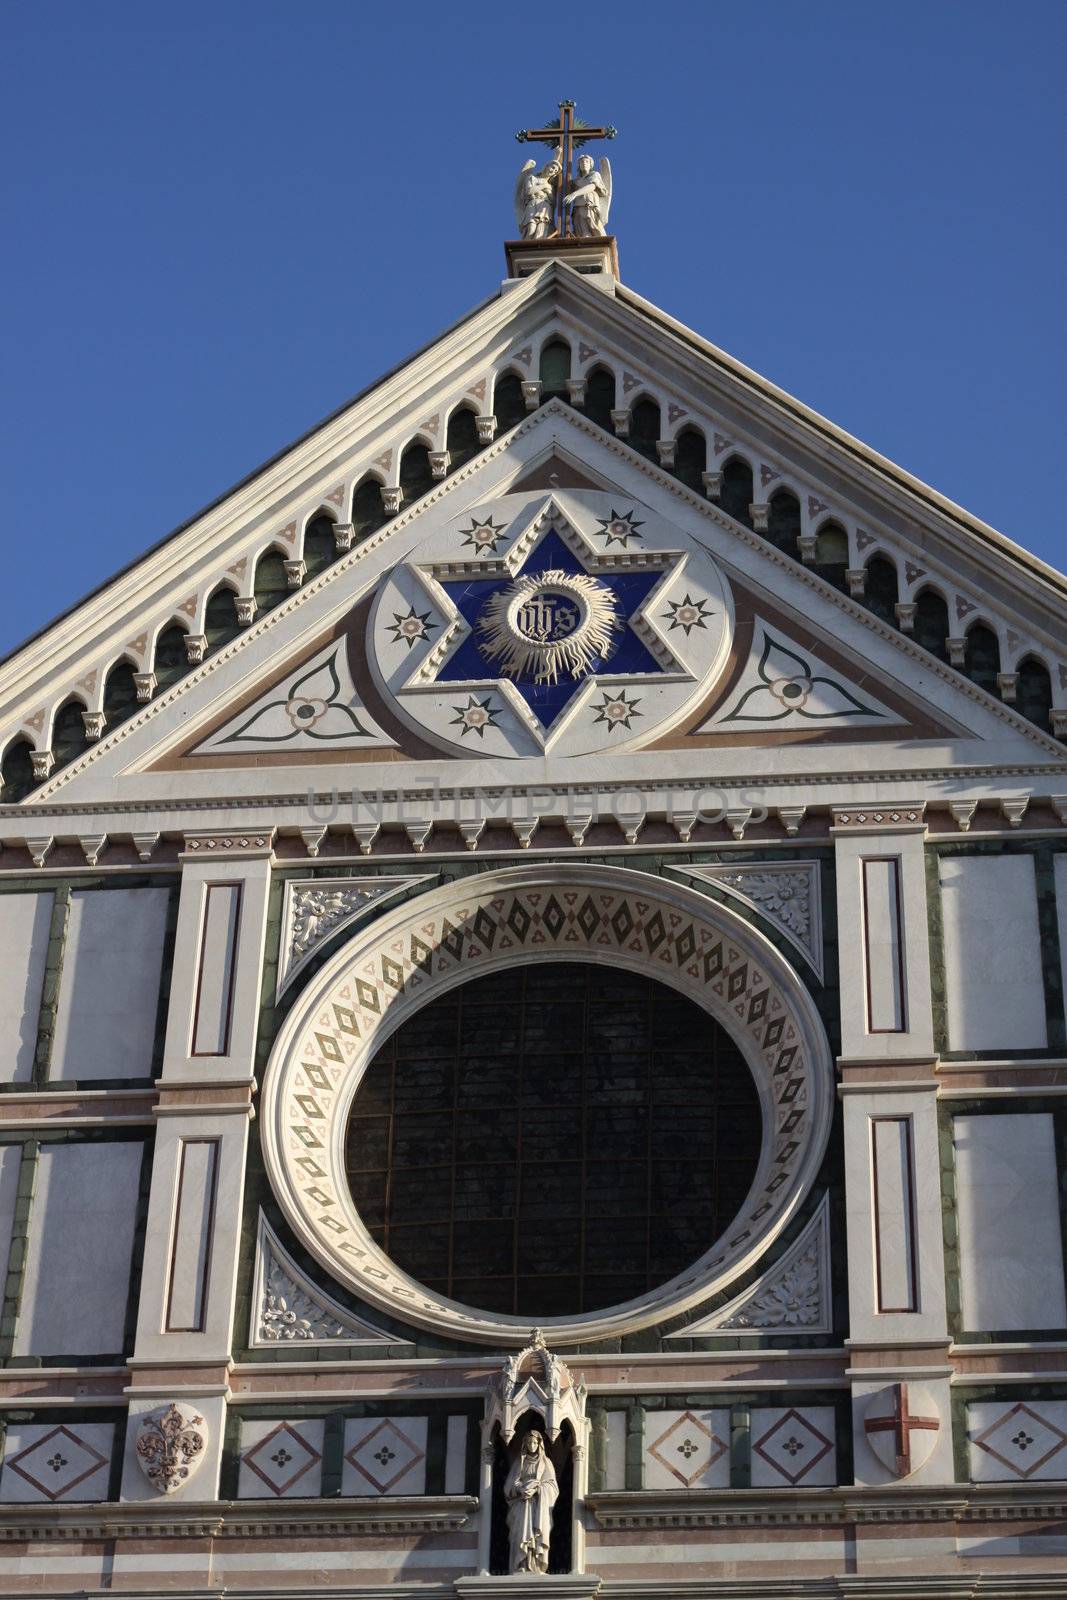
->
[{"left": 344, "top": 961, "right": 761, "bottom": 1316}]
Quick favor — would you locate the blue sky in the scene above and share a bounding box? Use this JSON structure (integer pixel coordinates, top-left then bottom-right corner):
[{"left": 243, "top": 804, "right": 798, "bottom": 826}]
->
[{"left": 2, "top": 2, "right": 1064, "bottom": 654}]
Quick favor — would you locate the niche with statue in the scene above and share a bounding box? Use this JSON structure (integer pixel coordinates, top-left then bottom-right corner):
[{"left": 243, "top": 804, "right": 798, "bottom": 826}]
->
[{"left": 478, "top": 1331, "right": 589, "bottom": 1577}]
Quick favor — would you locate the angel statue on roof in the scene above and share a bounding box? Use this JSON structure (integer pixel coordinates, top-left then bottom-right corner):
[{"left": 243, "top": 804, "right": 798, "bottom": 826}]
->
[
  {"left": 565, "top": 152, "right": 612, "bottom": 237},
  {"left": 515, "top": 150, "right": 563, "bottom": 239}
]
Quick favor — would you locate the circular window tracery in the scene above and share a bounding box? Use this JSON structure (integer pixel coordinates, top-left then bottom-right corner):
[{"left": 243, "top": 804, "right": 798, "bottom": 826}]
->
[
  {"left": 345, "top": 960, "right": 762, "bottom": 1318},
  {"left": 261, "top": 864, "right": 834, "bottom": 1345}
]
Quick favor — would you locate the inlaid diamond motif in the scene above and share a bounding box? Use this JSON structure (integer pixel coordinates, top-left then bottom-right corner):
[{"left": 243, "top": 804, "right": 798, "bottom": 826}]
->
[
  {"left": 4, "top": 1424, "right": 110, "bottom": 1503},
  {"left": 751, "top": 1407, "right": 835, "bottom": 1487},
  {"left": 646, "top": 1409, "right": 728, "bottom": 1489},
  {"left": 972, "top": 1403, "right": 1067, "bottom": 1480},
  {"left": 241, "top": 1421, "right": 323, "bottom": 1497},
  {"left": 343, "top": 1417, "right": 427, "bottom": 1495}
]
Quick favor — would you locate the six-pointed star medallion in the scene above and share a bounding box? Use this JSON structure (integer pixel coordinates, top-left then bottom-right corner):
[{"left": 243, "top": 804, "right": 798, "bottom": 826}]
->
[
  {"left": 370, "top": 489, "right": 732, "bottom": 757},
  {"left": 432, "top": 524, "right": 673, "bottom": 735}
]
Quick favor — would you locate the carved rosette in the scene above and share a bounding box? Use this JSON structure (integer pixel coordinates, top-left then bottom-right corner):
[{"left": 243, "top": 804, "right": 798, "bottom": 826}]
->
[{"left": 135, "top": 1402, "right": 207, "bottom": 1494}]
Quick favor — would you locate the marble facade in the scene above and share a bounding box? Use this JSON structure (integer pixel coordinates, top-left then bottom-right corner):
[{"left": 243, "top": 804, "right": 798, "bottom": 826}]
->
[{"left": 0, "top": 223, "right": 1064, "bottom": 1597}]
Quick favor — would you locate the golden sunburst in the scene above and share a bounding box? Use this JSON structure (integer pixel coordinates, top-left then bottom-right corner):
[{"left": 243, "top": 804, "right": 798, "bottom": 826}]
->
[{"left": 478, "top": 569, "right": 618, "bottom": 685}]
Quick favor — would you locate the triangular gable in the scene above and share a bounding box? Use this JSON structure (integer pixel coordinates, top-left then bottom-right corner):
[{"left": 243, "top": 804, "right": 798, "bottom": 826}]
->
[
  {"left": 2, "top": 261, "right": 1064, "bottom": 814},
  {"left": 23, "top": 399, "right": 1062, "bottom": 816}
]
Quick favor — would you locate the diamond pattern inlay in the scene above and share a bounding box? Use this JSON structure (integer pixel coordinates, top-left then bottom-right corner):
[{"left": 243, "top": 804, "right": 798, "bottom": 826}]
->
[
  {"left": 343, "top": 1417, "right": 427, "bottom": 1496},
  {"left": 240, "top": 1421, "right": 323, "bottom": 1497},
  {"left": 646, "top": 1409, "right": 728, "bottom": 1489},
  {"left": 3, "top": 1424, "right": 110, "bottom": 1503},
  {"left": 751, "top": 1407, "right": 835, "bottom": 1487},
  {"left": 972, "top": 1402, "right": 1067, "bottom": 1481}
]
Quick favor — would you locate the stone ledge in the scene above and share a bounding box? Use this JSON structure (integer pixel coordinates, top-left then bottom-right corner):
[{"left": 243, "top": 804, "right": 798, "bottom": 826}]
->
[
  {"left": 586, "top": 1482, "right": 1067, "bottom": 1530},
  {"left": 0, "top": 1493, "right": 478, "bottom": 1542}
]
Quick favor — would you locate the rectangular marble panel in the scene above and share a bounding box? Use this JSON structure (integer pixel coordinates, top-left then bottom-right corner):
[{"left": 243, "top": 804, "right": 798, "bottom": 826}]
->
[
  {"left": 191, "top": 883, "right": 242, "bottom": 1056},
  {"left": 969, "top": 1400, "right": 1067, "bottom": 1482},
  {"left": 604, "top": 1410, "right": 627, "bottom": 1490},
  {"left": 871, "top": 1116, "right": 918, "bottom": 1313},
  {"left": 0, "top": 1143, "right": 23, "bottom": 1296},
  {"left": 0, "top": 892, "right": 52, "bottom": 1084},
  {"left": 51, "top": 887, "right": 170, "bottom": 1081},
  {"left": 445, "top": 1416, "right": 468, "bottom": 1495},
  {"left": 940, "top": 855, "right": 1047, "bottom": 1051},
  {"left": 165, "top": 1139, "right": 219, "bottom": 1333},
  {"left": 1, "top": 1422, "right": 114, "bottom": 1503},
  {"left": 237, "top": 1418, "right": 325, "bottom": 1498},
  {"left": 955, "top": 1112, "right": 1067, "bottom": 1331},
  {"left": 751, "top": 1406, "right": 837, "bottom": 1488},
  {"left": 1055, "top": 855, "right": 1067, "bottom": 1014},
  {"left": 342, "top": 1416, "right": 427, "bottom": 1496},
  {"left": 862, "top": 857, "right": 906, "bottom": 1032},
  {"left": 643, "top": 1408, "right": 730, "bottom": 1489},
  {"left": 13, "top": 1141, "right": 143, "bottom": 1356}
]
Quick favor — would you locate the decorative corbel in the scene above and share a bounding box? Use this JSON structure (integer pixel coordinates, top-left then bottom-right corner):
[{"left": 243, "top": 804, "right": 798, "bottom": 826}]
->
[{"left": 284, "top": 559, "right": 306, "bottom": 589}]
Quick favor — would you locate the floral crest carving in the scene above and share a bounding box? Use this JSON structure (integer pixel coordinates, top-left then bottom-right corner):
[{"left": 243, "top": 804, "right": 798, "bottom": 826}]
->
[
  {"left": 673, "top": 1193, "right": 832, "bottom": 1337},
  {"left": 251, "top": 1212, "right": 397, "bottom": 1348},
  {"left": 135, "top": 1403, "right": 207, "bottom": 1494},
  {"left": 685, "top": 861, "right": 823, "bottom": 980}
]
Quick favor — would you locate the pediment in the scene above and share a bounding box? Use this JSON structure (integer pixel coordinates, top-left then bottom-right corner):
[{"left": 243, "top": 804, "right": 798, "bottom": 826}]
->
[
  {"left": 21, "top": 401, "right": 1062, "bottom": 815},
  {"left": 2, "top": 261, "right": 1065, "bottom": 822}
]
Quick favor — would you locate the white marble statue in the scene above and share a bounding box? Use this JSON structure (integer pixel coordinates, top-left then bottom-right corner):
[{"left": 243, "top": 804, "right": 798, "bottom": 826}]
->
[
  {"left": 504, "top": 1430, "right": 558, "bottom": 1574},
  {"left": 564, "top": 153, "right": 612, "bottom": 237},
  {"left": 515, "top": 153, "right": 562, "bottom": 239}
]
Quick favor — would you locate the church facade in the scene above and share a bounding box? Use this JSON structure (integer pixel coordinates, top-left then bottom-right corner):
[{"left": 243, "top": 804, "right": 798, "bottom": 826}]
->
[{"left": 1, "top": 161, "right": 1066, "bottom": 1597}]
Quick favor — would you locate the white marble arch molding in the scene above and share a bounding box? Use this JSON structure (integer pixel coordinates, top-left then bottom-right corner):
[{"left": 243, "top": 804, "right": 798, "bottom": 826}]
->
[{"left": 260, "top": 863, "right": 835, "bottom": 1347}]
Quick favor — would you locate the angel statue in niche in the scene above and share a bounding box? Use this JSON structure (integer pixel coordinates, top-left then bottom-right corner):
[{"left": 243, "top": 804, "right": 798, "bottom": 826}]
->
[
  {"left": 515, "top": 151, "right": 562, "bottom": 239},
  {"left": 564, "top": 152, "right": 612, "bottom": 237},
  {"left": 504, "top": 1429, "right": 559, "bottom": 1574}
]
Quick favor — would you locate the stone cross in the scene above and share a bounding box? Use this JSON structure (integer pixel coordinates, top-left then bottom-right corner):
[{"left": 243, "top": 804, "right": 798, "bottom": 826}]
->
[{"left": 515, "top": 100, "right": 616, "bottom": 237}]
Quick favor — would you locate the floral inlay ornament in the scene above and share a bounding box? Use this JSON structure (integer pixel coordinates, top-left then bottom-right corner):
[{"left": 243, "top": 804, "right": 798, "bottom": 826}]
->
[
  {"left": 662, "top": 593, "right": 714, "bottom": 634},
  {"left": 459, "top": 515, "right": 509, "bottom": 555},
  {"left": 479, "top": 569, "right": 618, "bottom": 685},
  {"left": 592, "top": 689, "right": 642, "bottom": 732},
  {"left": 724, "top": 633, "right": 882, "bottom": 723},
  {"left": 451, "top": 695, "right": 501, "bottom": 738},
  {"left": 135, "top": 1403, "right": 207, "bottom": 1495},
  {"left": 387, "top": 606, "right": 437, "bottom": 649},
  {"left": 221, "top": 650, "right": 370, "bottom": 744},
  {"left": 594, "top": 507, "right": 645, "bottom": 547}
]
